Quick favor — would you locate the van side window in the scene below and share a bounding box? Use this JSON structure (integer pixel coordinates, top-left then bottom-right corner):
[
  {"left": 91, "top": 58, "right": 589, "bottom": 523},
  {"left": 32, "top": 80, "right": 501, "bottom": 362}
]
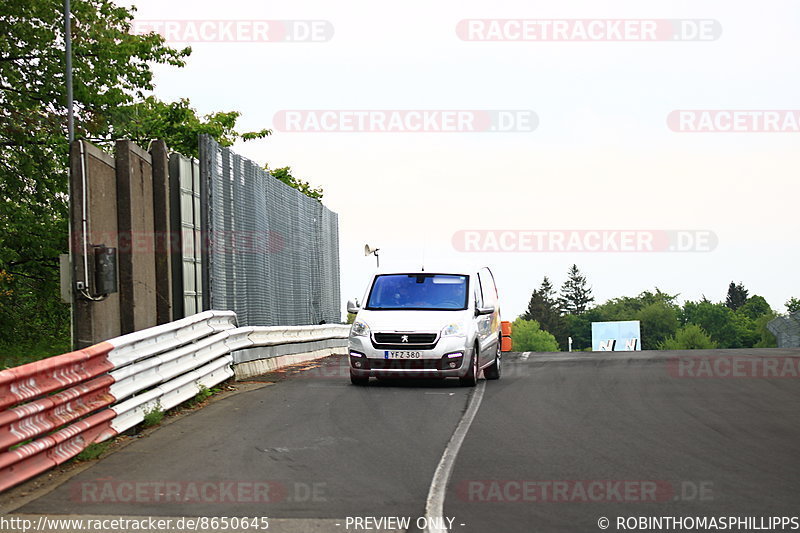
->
[{"left": 478, "top": 268, "right": 498, "bottom": 307}]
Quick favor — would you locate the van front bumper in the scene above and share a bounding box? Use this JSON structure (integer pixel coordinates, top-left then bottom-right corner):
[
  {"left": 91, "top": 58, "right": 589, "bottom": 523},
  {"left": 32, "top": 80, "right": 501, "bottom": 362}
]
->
[{"left": 348, "top": 335, "right": 471, "bottom": 378}]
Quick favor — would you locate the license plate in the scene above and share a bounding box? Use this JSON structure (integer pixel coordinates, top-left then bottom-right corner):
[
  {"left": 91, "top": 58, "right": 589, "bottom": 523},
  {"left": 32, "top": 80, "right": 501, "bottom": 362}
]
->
[{"left": 385, "top": 351, "right": 422, "bottom": 359}]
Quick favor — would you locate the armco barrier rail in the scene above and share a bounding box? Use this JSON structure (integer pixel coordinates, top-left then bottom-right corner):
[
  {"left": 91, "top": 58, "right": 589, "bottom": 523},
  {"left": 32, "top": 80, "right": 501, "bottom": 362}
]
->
[{"left": 0, "top": 311, "right": 349, "bottom": 493}]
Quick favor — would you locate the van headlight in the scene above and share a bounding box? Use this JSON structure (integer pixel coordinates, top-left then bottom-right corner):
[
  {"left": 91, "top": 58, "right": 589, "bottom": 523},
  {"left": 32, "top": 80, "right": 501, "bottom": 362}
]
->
[
  {"left": 351, "top": 320, "right": 370, "bottom": 337},
  {"left": 441, "top": 322, "right": 465, "bottom": 337}
]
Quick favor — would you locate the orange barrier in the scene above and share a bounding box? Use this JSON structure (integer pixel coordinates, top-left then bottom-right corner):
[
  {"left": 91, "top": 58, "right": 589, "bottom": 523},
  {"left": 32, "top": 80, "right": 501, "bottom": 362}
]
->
[{"left": 501, "top": 321, "right": 513, "bottom": 352}]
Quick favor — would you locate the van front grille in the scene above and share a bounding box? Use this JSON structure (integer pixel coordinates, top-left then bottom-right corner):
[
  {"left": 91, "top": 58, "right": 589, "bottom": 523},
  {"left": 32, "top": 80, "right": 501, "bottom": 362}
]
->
[{"left": 371, "top": 332, "right": 438, "bottom": 350}]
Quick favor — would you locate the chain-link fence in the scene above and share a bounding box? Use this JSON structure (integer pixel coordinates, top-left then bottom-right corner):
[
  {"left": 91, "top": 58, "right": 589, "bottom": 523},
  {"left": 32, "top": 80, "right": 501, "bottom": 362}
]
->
[
  {"left": 198, "top": 135, "right": 340, "bottom": 326},
  {"left": 767, "top": 311, "right": 800, "bottom": 348}
]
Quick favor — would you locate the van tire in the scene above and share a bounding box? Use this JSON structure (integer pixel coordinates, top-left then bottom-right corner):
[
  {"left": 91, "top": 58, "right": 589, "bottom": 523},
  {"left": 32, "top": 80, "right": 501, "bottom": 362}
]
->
[
  {"left": 484, "top": 335, "right": 502, "bottom": 380},
  {"left": 459, "top": 345, "right": 479, "bottom": 387}
]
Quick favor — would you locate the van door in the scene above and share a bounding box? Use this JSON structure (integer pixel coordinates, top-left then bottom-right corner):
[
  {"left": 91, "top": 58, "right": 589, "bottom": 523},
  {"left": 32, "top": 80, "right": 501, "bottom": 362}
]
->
[
  {"left": 477, "top": 267, "right": 500, "bottom": 364},
  {"left": 472, "top": 274, "right": 490, "bottom": 366}
]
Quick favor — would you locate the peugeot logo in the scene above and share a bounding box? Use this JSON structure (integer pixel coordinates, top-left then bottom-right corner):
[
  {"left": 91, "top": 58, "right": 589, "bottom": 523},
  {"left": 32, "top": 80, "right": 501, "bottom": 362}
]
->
[{"left": 401, "top": 335, "right": 409, "bottom": 343}]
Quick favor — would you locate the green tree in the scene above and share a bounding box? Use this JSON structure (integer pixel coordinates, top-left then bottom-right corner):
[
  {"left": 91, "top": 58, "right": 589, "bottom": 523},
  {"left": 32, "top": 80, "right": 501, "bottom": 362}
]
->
[
  {"left": 730, "top": 312, "right": 759, "bottom": 348},
  {"left": 521, "top": 276, "right": 565, "bottom": 344},
  {"left": 737, "top": 295, "right": 772, "bottom": 320},
  {"left": 109, "top": 97, "right": 270, "bottom": 158},
  {"left": 725, "top": 281, "right": 749, "bottom": 311},
  {"left": 1, "top": 1, "right": 179, "bottom": 351},
  {"left": 558, "top": 264, "right": 594, "bottom": 315},
  {"left": 786, "top": 297, "right": 800, "bottom": 313},
  {"left": 586, "top": 289, "right": 678, "bottom": 350},
  {"left": 511, "top": 318, "right": 560, "bottom": 352},
  {"left": 659, "top": 324, "right": 717, "bottom": 350},
  {"left": 593, "top": 289, "right": 678, "bottom": 320},
  {"left": 0, "top": 1, "right": 269, "bottom": 354},
  {"left": 681, "top": 300, "right": 741, "bottom": 348},
  {"left": 728, "top": 295, "right": 773, "bottom": 348},
  {"left": 562, "top": 309, "right": 599, "bottom": 351},
  {"left": 265, "top": 165, "right": 324, "bottom": 202},
  {"left": 636, "top": 301, "right": 679, "bottom": 349},
  {"left": 753, "top": 314, "right": 778, "bottom": 348}
]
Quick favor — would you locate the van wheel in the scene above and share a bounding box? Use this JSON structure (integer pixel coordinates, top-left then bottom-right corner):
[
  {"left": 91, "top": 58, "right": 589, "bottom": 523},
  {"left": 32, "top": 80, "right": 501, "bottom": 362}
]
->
[
  {"left": 459, "top": 345, "right": 479, "bottom": 387},
  {"left": 484, "top": 336, "right": 502, "bottom": 380},
  {"left": 350, "top": 372, "right": 369, "bottom": 386}
]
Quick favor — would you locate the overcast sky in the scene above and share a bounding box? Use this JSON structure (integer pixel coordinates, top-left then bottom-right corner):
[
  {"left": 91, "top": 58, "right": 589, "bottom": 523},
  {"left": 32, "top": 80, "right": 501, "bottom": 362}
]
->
[{"left": 117, "top": 0, "right": 800, "bottom": 318}]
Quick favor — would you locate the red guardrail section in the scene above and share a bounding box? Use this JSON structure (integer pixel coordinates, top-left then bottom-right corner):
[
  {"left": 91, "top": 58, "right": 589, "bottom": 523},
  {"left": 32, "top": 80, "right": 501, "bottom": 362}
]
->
[
  {"left": 0, "top": 343, "right": 114, "bottom": 410},
  {"left": 0, "top": 374, "right": 115, "bottom": 450},
  {"left": 0, "top": 342, "right": 116, "bottom": 492},
  {"left": 0, "top": 410, "right": 116, "bottom": 492}
]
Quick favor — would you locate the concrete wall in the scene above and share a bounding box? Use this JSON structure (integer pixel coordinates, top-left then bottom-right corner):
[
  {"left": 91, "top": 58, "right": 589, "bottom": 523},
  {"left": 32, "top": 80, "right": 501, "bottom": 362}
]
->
[
  {"left": 116, "top": 140, "right": 158, "bottom": 334},
  {"left": 149, "top": 140, "right": 173, "bottom": 325},
  {"left": 70, "top": 141, "right": 122, "bottom": 347},
  {"left": 232, "top": 339, "right": 348, "bottom": 380},
  {"left": 71, "top": 139, "right": 173, "bottom": 348}
]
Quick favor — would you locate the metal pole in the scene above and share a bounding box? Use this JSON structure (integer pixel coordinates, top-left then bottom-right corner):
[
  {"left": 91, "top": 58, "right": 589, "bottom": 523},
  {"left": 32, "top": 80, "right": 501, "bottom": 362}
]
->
[
  {"left": 64, "top": 0, "right": 75, "bottom": 348},
  {"left": 65, "top": 0, "right": 74, "bottom": 142}
]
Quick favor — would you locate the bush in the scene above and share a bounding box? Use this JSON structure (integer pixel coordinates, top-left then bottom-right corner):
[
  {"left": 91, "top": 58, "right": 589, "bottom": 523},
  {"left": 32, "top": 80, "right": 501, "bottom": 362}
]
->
[
  {"left": 142, "top": 402, "right": 164, "bottom": 428},
  {"left": 680, "top": 301, "right": 740, "bottom": 348},
  {"left": 754, "top": 314, "right": 778, "bottom": 348},
  {"left": 511, "top": 318, "right": 560, "bottom": 352},
  {"left": 76, "top": 441, "right": 110, "bottom": 461},
  {"left": 0, "top": 337, "right": 72, "bottom": 369},
  {"left": 186, "top": 385, "right": 215, "bottom": 407},
  {"left": 658, "top": 324, "right": 717, "bottom": 350}
]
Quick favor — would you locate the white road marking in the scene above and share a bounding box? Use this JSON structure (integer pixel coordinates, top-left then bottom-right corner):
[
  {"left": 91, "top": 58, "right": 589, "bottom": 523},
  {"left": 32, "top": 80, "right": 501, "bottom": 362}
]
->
[{"left": 424, "top": 381, "right": 486, "bottom": 533}]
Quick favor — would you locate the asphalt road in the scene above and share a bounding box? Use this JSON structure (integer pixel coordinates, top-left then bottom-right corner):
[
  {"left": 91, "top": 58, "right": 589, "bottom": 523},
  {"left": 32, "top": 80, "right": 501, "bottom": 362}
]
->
[{"left": 12, "top": 349, "right": 800, "bottom": 533}]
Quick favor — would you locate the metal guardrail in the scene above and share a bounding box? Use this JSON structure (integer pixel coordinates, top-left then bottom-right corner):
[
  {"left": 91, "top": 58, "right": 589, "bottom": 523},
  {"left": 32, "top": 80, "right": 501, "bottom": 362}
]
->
[{"left": 0, "top": 311, "right": 348, "bottom": 493}]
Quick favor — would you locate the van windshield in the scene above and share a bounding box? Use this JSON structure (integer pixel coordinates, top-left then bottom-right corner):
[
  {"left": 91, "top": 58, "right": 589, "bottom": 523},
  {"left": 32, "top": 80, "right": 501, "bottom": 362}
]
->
[{"left": 366, "top": 274, "right": 468, "bottom": 310}]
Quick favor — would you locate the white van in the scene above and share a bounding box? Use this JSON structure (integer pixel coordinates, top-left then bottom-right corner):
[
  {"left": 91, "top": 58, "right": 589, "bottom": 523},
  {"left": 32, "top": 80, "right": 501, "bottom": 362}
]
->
[{"left": 346, "top": 267, "right": 501, "bottom": 386}]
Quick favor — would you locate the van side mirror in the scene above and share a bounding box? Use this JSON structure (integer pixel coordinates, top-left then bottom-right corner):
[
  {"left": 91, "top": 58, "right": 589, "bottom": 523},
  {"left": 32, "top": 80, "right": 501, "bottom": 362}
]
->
[
  {"left": 347, "top": 299, "right": 361, "bottom": 314},
  {"left": 476, "top": 305, "right": 495, "bottom": 316}
]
